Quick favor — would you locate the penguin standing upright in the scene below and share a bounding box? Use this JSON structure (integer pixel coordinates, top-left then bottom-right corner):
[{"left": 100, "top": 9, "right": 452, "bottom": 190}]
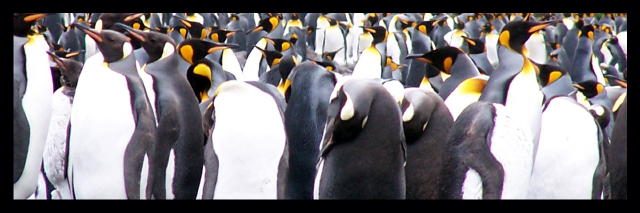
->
[
  {"left": 14, "top": 13, "right": 54, "bottom": 199},
  {"left": 352, "top": 26, "right": 387, "bottom": 78},
  {"left": 69, "top": 24, "right": 157, "bottom": 199},
  {"left": 41, "top": 52, "right": 83, "bottom": 200},
  {"left": 279, "top": 62, "right": 337, "bottom": 199},
  {"left": 118, "top": 24, "right": 204, "bottom": 199},
  {"left": 400, "top": 88, "right": 454, "bottom": 199},
  {"left": 404, "top": 21, "right": 436, "bottom": 88},
  {"left": 314, "top": 79, "right": 406, "bottom": 199},
  {"left": 441, "top": 21, "right": 554, "bottom": 199},
  {"left": 527, "top": 65, "right": 604, "bottom": 199},
  {"left": 200, "top": 80, "right": 288, "bottom": 199},
  {"left": 607, "top": 97, "right": 626, "bottom": 199}
]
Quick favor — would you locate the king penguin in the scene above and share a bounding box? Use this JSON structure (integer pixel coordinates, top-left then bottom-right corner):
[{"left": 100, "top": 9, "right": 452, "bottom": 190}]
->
[
  {"left": 14, "top": 13, "right": 54, "bottom": 199},
  {"left": 68, "top": 24, "right": 157, "bottom": 199},
  {"left": 314, "top": 78, "right": 406, "bottom": 199},
  {"left": 406, "top": 46, "right": 483, "bottom": 120},
  {"left": 441, "top": 21, "right": 555, "bottom": 199},
  {"left": 461, "top": 36, "right": 495, "bottom": 75},
  {"left": 352, "top": 26, "right": 387, "bottom": 78},
  {"left": 199, "top": 80, "right": 288, "bottom": 199},
  {"left": 118, "top": 24, "right": 204, "bottom": 199},
  {"left": 607, "top": 97, "right": 626, "bottom": 199},
  {"left": 41, "top": 51, "right": 83, "bottom": 200},
  {"left": 279, "top": 62, "right": 338, "bottom": 199},
  {"left": 400, "top": 88, "right": 454, "bottom": 199},
  {"left": 528, "top": 64, "right": 604, "bottom": 199}
]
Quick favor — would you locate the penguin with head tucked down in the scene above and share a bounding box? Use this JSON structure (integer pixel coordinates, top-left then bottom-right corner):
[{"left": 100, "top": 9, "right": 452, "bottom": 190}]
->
[
  {"left": 314, "top": 78, "right": 406, "bottom": 199},
  {"left": 400, "top": 88, "right": 454, "bottom": 199},
  {"left": 200, "top": 80, "right": 288, "bottom": 199},
  {"left": 441, "top": 21, "right": 555, "bottom": 199},
  {"left": 117, "top": 23, "right": 204, "bottom": 199},
  {"left": 41, "top": 51, "right": 83, "bottom": 200},
  {"left": 14, "top": 13, "right": 54, "bottom": 199},
  {"left": 69, "top": 23, "right": 157, "bottom": 199},
  {"left": 278, "top": 62, "right": 337, "bottom": 199}
]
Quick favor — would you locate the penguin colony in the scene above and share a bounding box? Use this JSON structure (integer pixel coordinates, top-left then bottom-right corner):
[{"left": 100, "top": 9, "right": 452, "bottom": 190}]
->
[{"left": 14, "top": 12, "right": 627, "bottom": 200}]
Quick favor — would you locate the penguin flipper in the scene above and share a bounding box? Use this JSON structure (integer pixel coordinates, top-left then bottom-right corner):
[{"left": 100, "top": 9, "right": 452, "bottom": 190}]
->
[
  {"left": 201, "top": 134, "right": 218, "bottom": 199},
  {"left": 591, "top": 119, "right": 609, "bottom": 199},
  {"left": 461, "top": 136, "right": 505, "bottom": 199},
  {"left": 277, "top": 140, "right": 290, "bottom": 199}
]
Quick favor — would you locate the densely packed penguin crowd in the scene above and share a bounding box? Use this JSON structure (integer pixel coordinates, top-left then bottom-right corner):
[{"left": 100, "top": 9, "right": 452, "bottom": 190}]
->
[{"left": 13, "top": 13, "right": 627, "bottom": 199}]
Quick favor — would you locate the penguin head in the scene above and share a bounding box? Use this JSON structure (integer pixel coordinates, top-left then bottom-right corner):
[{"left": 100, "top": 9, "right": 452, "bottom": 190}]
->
[
  {"left": 406, "top": 46, "right": 464, "bottom": 75},
  {"left": 250, "top": 15, "right": 280, "bottom": 34},
  {"left": 47, "top": 51, "right": 83, "bottom": 88},
  {"left": 588, "top": 104, "right": 612, "bottom": 129},
  {"left": 14, "top": 13, "right": 47, "bottom": 37},
  {"left": 177, "top": 18, "right": 208, "bottom": 40},
  {"left": 599, "top": 24, "right": 614, "bottom": 35},
  {"left": 255, "top": 46, "right": 284, "bottom": 67},
  {"left": 310, "top": 59, "right": 336, "bottom": 72},
  {"left": 578, "top": 24, "right": 596, "bottom": 40},
  {"left": 265, "top": 37, "right": 294, "bottom": 52},
  {"left": 322, "top": 47, "right": 343, "bottom": 62},
  {"left": 209, "top": 28, "right": 237, "bottom": 43},
  {"left": 361, "top": 26, "right": 387, "bottom": 45},
  {"left": 320, "top": 79, "right": 380, "bottom": 157},
  {"left": 461, "top": 36, "right": 486, "bottom": 54},
  {"left": 539, "top": 64, "right": 570, "bottom": 87},
  {"left": 152, "top": 26, "right": 172, "bottom": 34},
  {"left": 398, "top": 17, "right": 416, "bottom": 32},
  {"left": 573, "top": 80, "right": 606, "bottom": 99},
  {"left": 187, "top": 59, "right": 214, "bottom": 102},
  {"left": 414, "top": 20, "right": 437, "bottom": 36},
  {"left": 177, "top": 39, "right": 238, "bottom": 64},
  {"left": 275, "top": 55, "right": 298, "bottom": 98},
  {"left": 116, "top": 23, "right": 176, "bottom": 64},
  {"left": 74, "top": 23, "right": 133, "bottom": 63},
  {"left": 498, "top": 20, "right": 556, "bottom": 53},
  {"left": 400, "top": 88, "right": 438, "bottom": 143},
  {"left": 95, "top": 13, "right": 144, "bottom": 33}
]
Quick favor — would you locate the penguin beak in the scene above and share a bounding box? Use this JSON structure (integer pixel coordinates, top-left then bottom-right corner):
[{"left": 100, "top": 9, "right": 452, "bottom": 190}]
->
[
  {"left": 24, "top": 13, "right": 47, "bottom": 22},
  {"left": 47, "top": 51, "right": 66, "bottom": 71},
  {"left": 604, "top": 74, "right": 627, "bottom": 88},
  {"left": 264, "top": 37, "right": 276, "bottom": 45},
  {"left": 124, "top": 13, "right": 144, "bottom": 23},
  {"left": 528, "top": 21, "right": 557, "bottom": 33},
  {"left": 572, "top": 83, "right": 585, "bottom": 90},
  {"left": 64, "top": 50, "right": 84, "bottom": 58},
  {"left": 461, "top": 36, "right": 476, "bottom": 46},
  {"left": 178, "top": 19, "right": 192, "bottom": 28},
  {"left": 207, "top": 43, "right": 238, "bottom": 53},
  {"left": 115, "top": 23, "right": 147, "bottom": 42},
  {"left": 406, "top": 54, "right": 432, "bottom": 64},
  {"left": 249, "top": 26, "right": 264, "bottom": 34},
  {"left": 73, "top": 23, "right": 103, "bottom": 43},
  {"left": 362, "top": 26, "right": 376, "bottom": 34},
  {"left": 226, "top": 31, "right": 236, "bottom": 38}
]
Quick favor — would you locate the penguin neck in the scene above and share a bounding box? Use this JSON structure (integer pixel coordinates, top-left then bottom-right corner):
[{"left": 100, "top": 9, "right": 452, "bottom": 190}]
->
[
  {"left": 478, "top": 46, "right": 524, "bottom": 105},
  {"left": 146, "top": 53, "right": 179, "bottom": 76},
  {"left": 571, "top": 37, "right": 595, "bottom": 83},
  {"left": 542, "top": 74, "right": 575, "bottom": 104}
]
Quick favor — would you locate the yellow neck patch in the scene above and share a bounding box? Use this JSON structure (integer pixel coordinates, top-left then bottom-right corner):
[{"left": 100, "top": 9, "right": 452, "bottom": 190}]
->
[
  {"left": 458, "top": 78, "right": 487, "bottom": 95},
  {"left": 282, "top": 42, "right": 291, "bottom": 51},
  {"left": 548, "top": 71, "right": 562, "bottom": 85},
  {"left": 194, "top": 63, "right": 212, "bottom": 81},
  {"left": 133, "top": 23, "right": 141, "bottom": 30},
  {"left": 521, "top": 56, "right": 536, "bottom": 76},
  {"left": 613, "top": 91, "right": 626, "bottom": 112},
  {"left": 443, "top": 57, "right": 453, "bottom": 73},
  {"left": 499, "top": 30, "right": 511, "bottom": 50},
  {"left": 419, "top": 25, "right": 427, "bottom": 35},
  {"left": 420, "top": 76, "right": 431, "bottom": 89},
  {"left": 180, "top": 45, "right": 194, "bottom": 64},
  {"left": 201, "top": 29, "right": 208, "bottom": 40},
  {"left": 211, "top": 33, "right": 219, "bottom": 42},
  {"left": 276, "top": 79, "right": 292, "bottom": 96},
  {"left": 179, "top": 28, "right": 187, "bottom": 38},
  {"left": 269, "top": 17, "right": 279, "bottom": 31}
]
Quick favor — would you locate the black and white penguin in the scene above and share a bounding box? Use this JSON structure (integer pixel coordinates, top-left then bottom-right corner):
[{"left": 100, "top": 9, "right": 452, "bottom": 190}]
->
[
  {"left": 404, "top": 20, "right": 437, "bottom": 88},
  {"left": 14, "top": 13, "right": 54, "bottom": 199},
  {"left": 314, "top": 78, "right": 406, "bottom": 199},
  {"left": 442, "top": 21, "right": 555, "bottom": 199},
  {"left": 199, "top": 80, "right": 288, "bottom": 199},
  {"left": 528, "top": 65, "right": 604, "bottom": 199},
  {"left": 352, "top": 26, "right": 387, "bottom": 78},
  {"left": 400, "top": 88, "right": 454, "bottom": 199},
  {"left": 118, "top": 24, "right": 204, "bottom": 199},
  {"left": 279, "top": 62, "right": 337, "bottom": 199},
  {"left": 461, "top": 36, "right": 495, "bottom": 75},
  {"left": 68, "top": 24, "right": 157, "bottom": 199},
  {"left": 41, "top": 52, "right": 83, "bottom": 200},
  {"left": 406, "top": 46, "right": 483, "bottom": 120}
]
